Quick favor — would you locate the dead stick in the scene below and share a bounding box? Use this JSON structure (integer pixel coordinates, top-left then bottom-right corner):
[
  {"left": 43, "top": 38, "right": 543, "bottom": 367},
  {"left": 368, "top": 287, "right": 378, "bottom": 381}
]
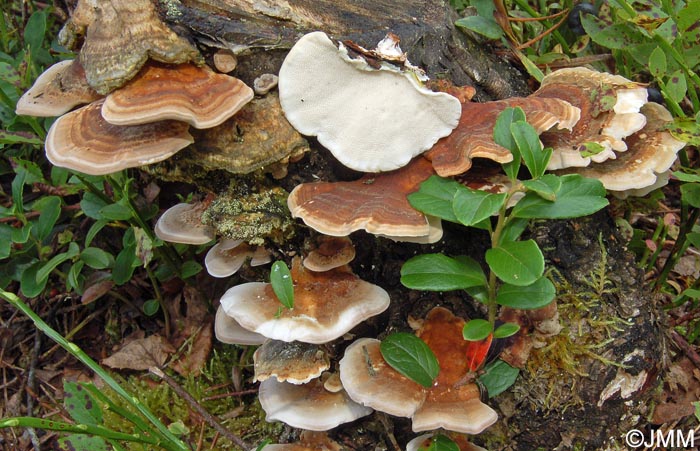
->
[
  {"left": 148, "top": 367, "right": 250, "bottom": 450},
  {"left": 670, "top": 330, "right": 700, "bottom": 369}
]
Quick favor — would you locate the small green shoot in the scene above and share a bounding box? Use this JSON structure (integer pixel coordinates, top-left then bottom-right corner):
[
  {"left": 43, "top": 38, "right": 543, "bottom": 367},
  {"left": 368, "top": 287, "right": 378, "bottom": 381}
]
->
[
  {"left": 418, "top": 434, "right": 460, "bottom": 451},
  {"left": 270, "top": 260, "right": 294, "bottom": 309},
  {"left": 379, "top": 333, "right": 440, "bottom": 388}
]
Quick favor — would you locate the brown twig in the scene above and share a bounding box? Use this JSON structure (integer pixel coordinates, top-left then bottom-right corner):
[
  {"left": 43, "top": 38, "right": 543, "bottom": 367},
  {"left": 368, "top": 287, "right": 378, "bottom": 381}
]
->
[
  {"left": 148, "top": 366, "right": 250, "bottom": 450},
  {"left": 200, "top": 388, "right": 258, "bottom": 402},
  {"left": 670, "top": 330, "right": 700, "bottom": 369},
  {"left": 509, "top": 8, "right": 569, "bottom": 22},
  {"left": 516, "top": 13, "right": 569, "bottom": 50}
]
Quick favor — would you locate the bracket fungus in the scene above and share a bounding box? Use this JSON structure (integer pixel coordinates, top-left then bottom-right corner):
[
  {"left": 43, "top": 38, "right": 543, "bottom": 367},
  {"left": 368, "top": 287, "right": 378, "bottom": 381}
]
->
[
  {"left": 219, "top": 258, "right": 390, "bottom": 344},
  {"left": 339, "top": 307, "right": 498, "bottom": 434},
  {"left": 288, "top": 157, "right": 442, "bottom": 243},
  {"left": 214, "top": 305, "right": 265, "bottom": 345},
  {"left": 45, "top": 99, "right": 193, "bottom": 175},
  {"left": 278, "top": 31, "right": 461, "bottom": 172},
  {"left": 154, "top": 202, "right": 216, "bottom": 245},
  {"left": 303, "top": 236, "right": 356, "bottom": 272},
  {"left": 425, "top": 96, "right": 580, "bottom": 177},
  {"left": 101, "top": 62, "right": 253, "bottom": 129},
  {"left": 15, "top": 59, "right": 101, "bottom": 117},
  {"left": 204, "top": 239, "right": 270, "bottom": 278},
  {"left": 257, "top": 431, "right": 344, "bottom": 451},
  {"left": 258, "top": 377, "right": 373, "bottom": 431},
  {"left": 254, "top": 340, "right": 330, "bottom": 384},
  {"left": 61, "top": 0, "right": 202, "bottom": 94}
]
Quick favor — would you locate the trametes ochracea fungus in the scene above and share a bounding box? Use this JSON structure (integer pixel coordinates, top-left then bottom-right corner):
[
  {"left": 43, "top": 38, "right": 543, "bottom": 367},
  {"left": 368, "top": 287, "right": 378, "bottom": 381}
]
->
[{"left": 339, "top": 307, "right": 498, "bottom": 434}]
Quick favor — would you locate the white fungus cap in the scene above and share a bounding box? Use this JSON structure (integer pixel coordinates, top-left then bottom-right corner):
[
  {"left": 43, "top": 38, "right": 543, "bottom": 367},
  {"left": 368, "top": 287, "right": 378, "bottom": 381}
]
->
[{"left": 278, "top": 31, "right": 462, "bottom": 172}]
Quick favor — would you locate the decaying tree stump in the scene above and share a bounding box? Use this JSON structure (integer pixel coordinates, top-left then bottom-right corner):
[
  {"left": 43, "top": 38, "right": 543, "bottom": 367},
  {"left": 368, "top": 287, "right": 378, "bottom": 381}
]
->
[{"left": 151, "top": 1, "right": 665, "bottom": 449}]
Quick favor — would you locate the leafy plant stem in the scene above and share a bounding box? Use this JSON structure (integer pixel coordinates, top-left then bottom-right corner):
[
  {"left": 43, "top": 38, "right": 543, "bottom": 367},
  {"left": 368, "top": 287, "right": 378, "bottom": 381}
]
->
[
  {"left": 511, "top": 0, "right": 570, "bottom": 53},
  {"left": 0, "top": 417, "right": 159, "bottom": 445},
  {"left": 486, "top": 188, "right": 518, "bottom": 324},
  {"left": 0, "top": 289, "right": 191, "bottom": 451},
  {"left": 653, "top": 34, "right": 700, "bottom": 95},
  {"left": 146, "top": 263, "right": 170, "bottom": 338},
  {"left": 611, "top": 0, "right": 636, "bottom": 18}
]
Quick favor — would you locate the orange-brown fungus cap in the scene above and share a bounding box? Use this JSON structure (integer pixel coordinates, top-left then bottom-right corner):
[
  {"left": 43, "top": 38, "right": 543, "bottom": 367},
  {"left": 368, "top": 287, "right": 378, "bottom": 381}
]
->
[
  {"left": 45, "top": 99, "right": 193, "bottom": 175},
  {"left": 101, "top": 62, "right": 253, "bottom": 129},
  {"left": 259, "top": 431, "right": 344, "bottom": 451},
  {"left": 288, "top": 156, "right": 437, "bottom": 240},
  {"left": 16, "top": 59, "right": 101, "bottom": 117},
  {"left": 254, "top": 340, "right": 330, "bottom": 384},
  {"left": 219, "top": 258, "right": 390, "bottom": 344},
  {"left": 303, "top": 236, "right": 356, "bottom": 272},
  {"left": 425, "top": 97, "right": 579, "bottom": 177},
  {"left": 339, "top": 307, "right": 498, "bottom": 434}
]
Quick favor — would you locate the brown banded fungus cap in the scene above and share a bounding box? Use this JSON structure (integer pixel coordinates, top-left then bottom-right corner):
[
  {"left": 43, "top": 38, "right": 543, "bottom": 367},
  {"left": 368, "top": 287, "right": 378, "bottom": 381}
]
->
[
  {"left": 254, "top": 340, "right": 330, "bottom": 384},
  {"left": 558, "top": 102, "right": 685, "bottom": 195},
  {"left": 44, "top": 99, "right": 193, "bottom": 175},
  {"left": 15, "top": 59, "right": 101, "bottom": 117},
  {"left": 288, "top": 157, "right": 441, "bottom": 243},
  {"left": 339, "top": 307, "right": 498, "bottom": 434},
  {"left": 101, "top": 62, "right": 253, "bottom": 128},
  {"left": 214, "top": 305, "right": 265, "bottom": 345},
  {"left": 425, "top": 96, "right": 580, "bottom": 177},
  {"left": 154, "top": 202, "right": 216, "bottom": 245},
  {"left": 257, "top": 431, "right": 344, "bottom": 451},
  {"left": 258, "top": 377, "right": 372, "bottom": 431},
  {"left": 534, "top": 67, "right": 649, "bottom": 169},
  {"left": 303, "top": 236, "right": 356, "bottom": 272},
  {"left": 205, "top": 239, "right": 252, "bottom": 278},
  {"left": 278, "top": 31, "right": 461, "bottom": 172},
  {"left": 219, "top": 258, "right": 390, "bottom": 344},
  {"left": 61, "top": 0, "right": 202, "bottom": 95}
]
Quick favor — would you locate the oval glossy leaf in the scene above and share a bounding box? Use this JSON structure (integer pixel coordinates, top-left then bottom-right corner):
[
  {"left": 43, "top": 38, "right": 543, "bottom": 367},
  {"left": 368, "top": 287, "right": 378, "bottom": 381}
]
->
[
  {"left": 494, "top": 322, "right": 520, "bottom": 339},
  {"left": 99, "top": 202, "right": 133, "bottom": 221},
  {"left": 494, "top": 107, "right": 526, "bottom": 180},
  {"left": 478, "top": 359, "right": 519, "bottom": 398},
  {"left": 649, "top": 46, "right": 667, "bottom": 78},
  {"left": 462, "top": 319, "right": 493, "bottom": 341},
  {"left": 401, "top": 254, "right": 487, "bottom": 291},
  {"left": 522, "top": 174, "right": 561, "bottom": 202},
  {"left": 36, "top": 242, "right": 80, "bottom": 283},
  {"left": 80, "top": 247, "right": 114, "bottom": 269},
  {"left": 57, "top": 435, "right": 109, "bottom": 451},
  {"left": 511, "top": 121, "right": 549, "bottom": 178},
  {"left": 63, "top": 381, "right": 102, "bottom": 425},
  {"left": 34, "top": 196, "right": 61, "bottom": 242},
  {"left": 380, "top": 333, "right": 439, "bottom": 388},
  {"left": 499, "top": 217, "right": 529, "bottom": 245},
  {"left": 496, "top": 277, "right": 556, "bottom": 309},
  {"left": 485, "top": 239, "right": 544, "bottom": 286},
  {"left": 455, "top": 16, "right": 504, "bottom": 40},
  {"left": 270, "top": 260, "right": 294, "bottom": 309},
  {"left": 453, "top": 188, "right": 506, "bottom": 227},
  {"left": 408, "top": 175, "right": 462, "bottom": 223},
  {"left": 418, "top": 434, "right": 460, "bottom": 451},
  {"left": 512, "top": 174, "right": 608, "bottom": 219},
  {"left": 667, "top": 70, "right": 687, "bottom": 104},
  {"left": 681, "top": 182, "right": 700, "bottom": 208},
  {"left": 142, "top": 299, "right": 161, "bottom": 316}
]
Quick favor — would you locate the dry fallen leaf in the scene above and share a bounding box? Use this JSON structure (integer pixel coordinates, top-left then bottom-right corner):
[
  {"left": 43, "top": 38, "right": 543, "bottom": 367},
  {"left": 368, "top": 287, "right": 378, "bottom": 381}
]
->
[
  {"left": 169, "top": 286, "right": 213, "bottom": 376},
  {"left": 101, "top": 334, "right": 175, "bottom": 371}
]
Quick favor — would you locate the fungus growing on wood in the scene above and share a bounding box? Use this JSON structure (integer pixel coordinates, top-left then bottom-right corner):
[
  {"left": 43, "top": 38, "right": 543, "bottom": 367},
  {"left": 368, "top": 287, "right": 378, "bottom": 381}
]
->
[
  {"left": 253, "top": 73, "right": 279, "bottom": 96},
  {"left": 303, "top": 236, "right": 356, "bottom": 272},
  {"left": 213, "top": 49, "right": 237, "bottom": 73},
  {"left": 533, "top": 67, "right": 649, "bottom": 169},
  {"left": 59, "top": 0, "right": 202, "bottom": 94},
  {"left": 258, "top": 377, "right": 372, "bottom": 431},
  {"left": 154, "top": 201, "right": 216, "bottom": 245},
  {"left": 254, "top": 340, "right": 330, "bottom": 384},
  {"left": 204, "top": 239, "right": 270, "bottom": 278},
  {"left": 425, "top": 96, "right": 580, "bottom": 176},
  {"left": 557, "top": 102, "right": 685, "bottom": 195},
  {"left": 257, "top": 431, "right": 344, "bottom": 451},
  {"left": 339, "top": 307, "right": 498, "bottom": 434},
  {"left": 288, "top": 157, "right": 441, "bottom": 242},
  {"left": 101, "top": 62, "right": 253, "bottom": 128},
  {"left": 214, "top": 305, "right": 265, "bottom": 345},
  {"left": 45, "top": 100, "right": 193, "bottom": 175},
  {"left": 219, "top": 258, "right": 390, "bottom": 344},
  {"left": 278, "top": 31, "right": 461, "bottom": 172},
  {"left": 15, "top": 59, "right": 101, "bottom": 117}
]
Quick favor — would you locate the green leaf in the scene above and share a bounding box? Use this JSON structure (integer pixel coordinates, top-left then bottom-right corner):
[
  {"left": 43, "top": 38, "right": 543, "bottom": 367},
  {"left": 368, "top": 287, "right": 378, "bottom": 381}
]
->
[
  {"left": 579, "top": 141, "right": 606, "bottom": 158},
  {"left": 36, "top": 242, "right": 80, "bottom": 283},
  {"left": 180, "top": 260, "right": 203, "bottom": 279},
  {"left": 408, "top": 176, "right": 462, "bottom": 223},
  {"left": 512, "top": 174, "right": 608, "bottom": 219},
  {"left": 143, "top": 299, "right": 160, "bottom": 316},
  {"left": 270, "top": 261, "right": 294, "bottom": 309},
  {"left": 20, "top": 261, "right": 47, "bottom": 298},
  {"left": 495, "top": 107, "right": 526, "bottom": 180},
  {"left": 522, "top": 174, "right": 561, "bottom": 202},
  {"left": 666, "top": 70, "right": 687, "bottom": 104},
  {"left": 466, "top": 285, "right": 489, "bottom": 304},
  {"left": 452, "top": 188, "right": 506, "bottom": 227},
  {"left": 63, "top": 381, "right": 102, "bottom": 425},
  {"left": 80, "top": 193, "right": 109, "bottom": 220},
  {"left": 681, "top": 183, "right": 700, "bottom": 208},
  {"left": 581, "top": 15, "right": 646, "bottom": 49},
  {"left": 380, "top": 333, "right": 439, "bottom": 388},
  {"left": 496, "top": 277, "right": 556, "bottom": 309},
  {"left": 80, "top": 247, "right": 114, "bottom": 269},
  {"left": 462, "top": 319, "right": 493, "bottom": 341},
  {"left": 99, "top": 202, "right": 133, "bottom": 221},
  {"left": 478, "top": 359, "right": 519, "bottom": 397},
  {"left": 23, "top": 11, "right": 47, "bottom": 56},
  {"left": 85, "top": 219, "right": 108, "bottom": 247},
  {"left": 667, "top": 118, "right": 700, "bottom": 146},
  {"left": 511, "top": 121, "right": 550, "bottom": 178},
  {"left": 57, "top": 435, "right": 109, "bottom": 451},
  {"left": 34, "top": 196, "right": 61, "bottom": 242},
  {"left": 11, "top": 224, "right": 32, "bottom": 244},
  {"left": 649, "top": 46, "right": 667, "bottom": 78},
  {"left": 494, "top": 322, "right": 520, "bottom": 338},
  {"left": 418, "top": 434, "right": 460, "bottom": 451},
  {"left": 455, "top": 16, "right": 504, "bottom": 40},
  {"left": 0, "top": 130, "right": 43, "bottom": 145},
  {"left": 485, "top": 239, "right": 544, "bottom": 286},
  {"left": 113, "top": 245, "right": 138, "bottom": 285},
  {"left": 401, "top": 254, "right": 487, "bottom": 291},
  {"left": 67, "top": 261, "right": 85, "bottom": 293}
]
